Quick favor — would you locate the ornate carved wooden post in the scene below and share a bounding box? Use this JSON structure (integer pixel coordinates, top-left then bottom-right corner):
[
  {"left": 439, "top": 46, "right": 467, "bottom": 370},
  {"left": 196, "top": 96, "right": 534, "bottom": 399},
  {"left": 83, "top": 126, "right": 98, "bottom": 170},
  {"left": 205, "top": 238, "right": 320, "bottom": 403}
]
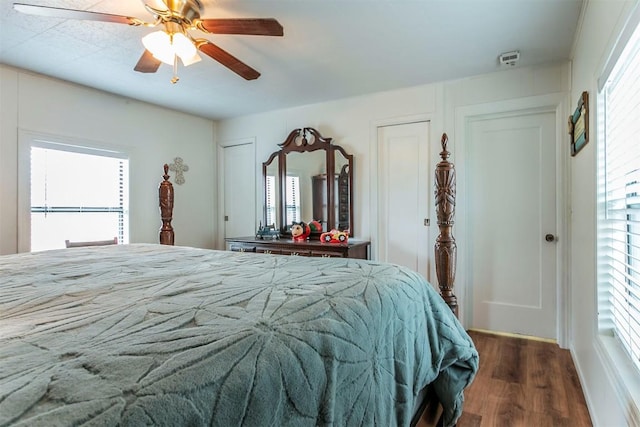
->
[
  {"left": 159, "top": 164, "right": 175, "bottom": 245},
  {"left": 434, "top": 133, "right": 458, "bottom": 316}
]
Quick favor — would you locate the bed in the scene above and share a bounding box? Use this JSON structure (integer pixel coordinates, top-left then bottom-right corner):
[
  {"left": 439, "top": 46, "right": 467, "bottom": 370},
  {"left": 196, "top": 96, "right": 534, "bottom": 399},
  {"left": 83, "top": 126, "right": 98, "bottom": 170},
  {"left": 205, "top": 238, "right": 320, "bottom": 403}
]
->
[
  {"left": 0, "top": 244, "right": 476, "bottom": 426},
  {"left": 0, "top": 134, "right": 477, "bottom": 427}
]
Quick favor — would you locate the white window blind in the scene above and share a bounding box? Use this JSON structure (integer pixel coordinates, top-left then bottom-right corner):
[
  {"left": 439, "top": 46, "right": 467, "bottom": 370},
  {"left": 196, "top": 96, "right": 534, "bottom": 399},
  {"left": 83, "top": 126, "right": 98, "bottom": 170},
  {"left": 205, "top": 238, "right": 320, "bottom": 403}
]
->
[
  {"left": 599, "top": 19, "right": 640, "bottom": 373},
  {"left": 30, "top": 144, "right": 129, "bottom": 251},
  {"left": 265, "top": 175, "right": 301, "bottom": 227},
  {"left": 285, "top": 175, "right": 300, "bottom": 225},
  {"left": 266, "top": 175, "right": 276, "bottom": 226}
]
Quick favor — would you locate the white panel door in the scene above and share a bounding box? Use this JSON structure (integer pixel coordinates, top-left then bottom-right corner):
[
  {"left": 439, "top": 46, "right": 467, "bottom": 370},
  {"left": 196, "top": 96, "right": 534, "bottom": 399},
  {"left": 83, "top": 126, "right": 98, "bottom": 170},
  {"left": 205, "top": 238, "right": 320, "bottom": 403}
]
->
[
  {"left": 468, "top": 112, "right": 557, "bottom": 339},
  {"left": 377, "top": 121, "right": 430, "bottom": 278},
  {"left": 223, "top": 143, "right": 256, "bottom": 240}
]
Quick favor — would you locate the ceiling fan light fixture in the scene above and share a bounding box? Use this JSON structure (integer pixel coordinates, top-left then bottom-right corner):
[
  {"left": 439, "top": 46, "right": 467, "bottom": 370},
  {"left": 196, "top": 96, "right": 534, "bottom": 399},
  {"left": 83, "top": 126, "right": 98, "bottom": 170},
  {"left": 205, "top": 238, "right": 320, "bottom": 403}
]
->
[
  {"left": 142, "top": 31, "right": 174, "bottom": 65},
  {"left": 180, "top": 51, "right": 202, "bottom": 66},
  {"left": 14, "top": 1, "right": 283, "bottom": 81},
  {"left": 144, "top": 0, "right": 169, "bottom": 13},
  {"left": 172, "top": 32, "right": 197, "bottom": 61},
  {"left": 142, "top": 30, "right": 200, "bottom": 67}
]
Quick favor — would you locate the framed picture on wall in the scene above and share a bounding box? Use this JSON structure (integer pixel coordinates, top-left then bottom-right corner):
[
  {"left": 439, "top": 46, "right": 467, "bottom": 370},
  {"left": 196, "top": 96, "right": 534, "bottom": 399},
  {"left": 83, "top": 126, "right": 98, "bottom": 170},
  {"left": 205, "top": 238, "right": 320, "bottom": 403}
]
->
[{"left": 569, "top": 91, "right": 589, "bottom": 156}]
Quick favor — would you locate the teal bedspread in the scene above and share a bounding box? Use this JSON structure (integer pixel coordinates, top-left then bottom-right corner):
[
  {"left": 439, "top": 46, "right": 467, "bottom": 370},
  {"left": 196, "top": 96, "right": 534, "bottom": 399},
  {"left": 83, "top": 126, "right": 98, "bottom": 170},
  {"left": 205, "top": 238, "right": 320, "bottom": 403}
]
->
[{"left": 0, "top": 244, "right": 478, "bottom": 426}]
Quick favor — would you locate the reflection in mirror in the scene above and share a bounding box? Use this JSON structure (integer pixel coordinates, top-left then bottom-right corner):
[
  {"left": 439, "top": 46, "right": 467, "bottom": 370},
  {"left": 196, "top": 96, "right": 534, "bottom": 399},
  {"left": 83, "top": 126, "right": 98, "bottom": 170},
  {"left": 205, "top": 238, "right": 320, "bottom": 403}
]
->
[
  {"left": 287, "top": 150, "right": 326, "bottom": 230},
  {"left": 264, "top": 157, "right": 279, "bottom": 228},
  {"left": 335, "top": 150, "right": 350, "bottom": 232}
]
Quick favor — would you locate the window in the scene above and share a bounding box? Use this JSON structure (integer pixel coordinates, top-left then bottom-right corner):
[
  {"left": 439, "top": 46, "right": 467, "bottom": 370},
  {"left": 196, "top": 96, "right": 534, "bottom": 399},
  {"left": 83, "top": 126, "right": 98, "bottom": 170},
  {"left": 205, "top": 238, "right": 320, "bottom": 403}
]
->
[
  {"left": 29, "top": 142, "right": 129, "bottom": 251},
  {"left": 266, "top": 175, "right": 276, "bottom": 226},
  {"left": 265, "top": 174, "right": 301, "bottom": 228},
  {"left": 599, "top": 19, "right": 640, "bottom": 374},
  {"left": 285, "top": 175, "right": 301, "bottom": 225}
]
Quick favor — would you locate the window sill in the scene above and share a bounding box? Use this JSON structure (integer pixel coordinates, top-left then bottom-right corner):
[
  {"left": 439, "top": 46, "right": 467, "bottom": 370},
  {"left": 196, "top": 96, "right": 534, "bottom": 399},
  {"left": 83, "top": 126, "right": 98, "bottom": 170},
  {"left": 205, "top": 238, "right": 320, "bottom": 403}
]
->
[{"left": 595, "top": 334, "right": 640, "bottom": 425}]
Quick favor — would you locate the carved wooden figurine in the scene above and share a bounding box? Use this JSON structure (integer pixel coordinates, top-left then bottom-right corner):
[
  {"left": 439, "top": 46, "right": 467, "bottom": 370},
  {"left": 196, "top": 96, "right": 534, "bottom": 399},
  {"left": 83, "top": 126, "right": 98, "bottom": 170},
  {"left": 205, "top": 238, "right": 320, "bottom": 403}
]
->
[
  {"left": 434, "top": 133, "right": 458, "bottom": 316},
  {"left": 159, "top": 164, "right": 175, "bottom": 245}
]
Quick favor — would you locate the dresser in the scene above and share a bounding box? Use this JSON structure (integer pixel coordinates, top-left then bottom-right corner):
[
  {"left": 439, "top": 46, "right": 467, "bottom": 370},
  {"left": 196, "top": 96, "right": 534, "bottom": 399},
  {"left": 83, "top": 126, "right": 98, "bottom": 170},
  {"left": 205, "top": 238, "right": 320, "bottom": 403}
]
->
[{"left": 226, "top": 237, "right": 370, "bottom": 259}]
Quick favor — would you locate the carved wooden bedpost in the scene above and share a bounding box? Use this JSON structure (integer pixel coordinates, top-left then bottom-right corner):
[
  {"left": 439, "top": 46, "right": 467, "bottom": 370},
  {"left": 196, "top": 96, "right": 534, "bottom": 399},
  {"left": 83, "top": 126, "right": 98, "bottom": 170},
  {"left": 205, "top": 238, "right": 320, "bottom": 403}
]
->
[
  {"left": 434, "top": 133, "right": 458, "bottom": 316},
  {"left": 159, "top": 164, "right": 175, "bottom": 245}
]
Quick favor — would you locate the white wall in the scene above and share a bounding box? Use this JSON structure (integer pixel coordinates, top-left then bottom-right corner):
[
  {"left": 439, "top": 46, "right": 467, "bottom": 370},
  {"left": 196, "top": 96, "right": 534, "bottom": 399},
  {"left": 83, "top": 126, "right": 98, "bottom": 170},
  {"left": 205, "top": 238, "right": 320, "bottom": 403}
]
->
[
  {"left": 570, "top": 0, "right": 639, "bottom": 426},
  {"left": 0, "top": 65, "right": 217, "bottom": 253}
]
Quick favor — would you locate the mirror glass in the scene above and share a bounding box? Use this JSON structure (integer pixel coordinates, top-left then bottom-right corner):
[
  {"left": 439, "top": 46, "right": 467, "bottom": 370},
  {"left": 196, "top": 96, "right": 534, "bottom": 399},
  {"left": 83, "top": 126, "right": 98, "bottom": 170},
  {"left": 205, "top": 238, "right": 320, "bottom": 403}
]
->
[
  {"left": 264, "top": 156, "right": 279, "bottom": 228},
  {"left": 335, "top": 150, "right": 350, "bottom": 232},
  {"left": 285, "top": 150, "right": 327, "bottom": 230}
]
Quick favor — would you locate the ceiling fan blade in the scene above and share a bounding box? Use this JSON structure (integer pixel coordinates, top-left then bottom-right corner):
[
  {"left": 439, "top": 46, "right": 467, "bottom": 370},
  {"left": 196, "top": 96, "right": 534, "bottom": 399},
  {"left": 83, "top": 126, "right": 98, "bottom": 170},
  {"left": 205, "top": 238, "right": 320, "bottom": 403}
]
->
[
  {"left": 134, "top": 50, "right": 162, "bottom": 73},
  {"left": 196, "top": 19, "right": 283, "bottom": 36},
  {"left": 13, "top": 3, "right": 145, "bottom": 26},
  {"left": 197, "top": 40, "right": 260, "bottom": 80}
]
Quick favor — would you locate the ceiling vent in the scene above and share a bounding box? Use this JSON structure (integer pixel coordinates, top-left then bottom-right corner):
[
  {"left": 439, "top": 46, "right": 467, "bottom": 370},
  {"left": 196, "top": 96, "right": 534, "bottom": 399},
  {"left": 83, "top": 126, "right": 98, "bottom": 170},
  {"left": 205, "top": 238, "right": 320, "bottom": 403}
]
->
[{"left": 499, "top": 50, "right": 520, "bottom": 67}]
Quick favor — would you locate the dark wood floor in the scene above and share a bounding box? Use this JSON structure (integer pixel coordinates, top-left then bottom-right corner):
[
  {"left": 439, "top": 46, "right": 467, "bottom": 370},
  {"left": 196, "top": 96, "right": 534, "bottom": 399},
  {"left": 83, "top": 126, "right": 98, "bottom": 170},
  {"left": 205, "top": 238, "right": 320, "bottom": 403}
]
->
[{"left": 429, "top": 330, "right": 592, "bottom": 427}]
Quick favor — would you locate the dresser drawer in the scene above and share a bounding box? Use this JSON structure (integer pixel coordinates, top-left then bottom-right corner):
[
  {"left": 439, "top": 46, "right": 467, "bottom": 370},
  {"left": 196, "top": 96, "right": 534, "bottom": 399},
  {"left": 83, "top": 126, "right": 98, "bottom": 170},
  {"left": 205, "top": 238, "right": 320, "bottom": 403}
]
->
[
  {"left": 310, "top": 250, "right": 345, "bottom": 258},
  {"left": 256, "top": 247, "right": 282, "bottom": 255},
  {"left": 229, "top": 244, "right": 256, "bottom": 253},
  {"left": 226, "top": 238, "right": 370, "bottom": 260},
  {"left": 280, "top": 249, "right": 312, "bottom": 256}
]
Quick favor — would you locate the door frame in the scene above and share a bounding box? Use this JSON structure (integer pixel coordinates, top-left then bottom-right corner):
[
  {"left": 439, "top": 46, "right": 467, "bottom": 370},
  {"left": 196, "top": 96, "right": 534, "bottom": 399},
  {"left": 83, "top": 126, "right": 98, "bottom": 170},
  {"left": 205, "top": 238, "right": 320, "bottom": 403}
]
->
[
  {"left": 369, "top": 113, "right": 437, "bottom": 279},
  {"left": 454, "top": 93, "right": 569, "bottom": 347},
  {"left": 216, "top": 137, "right": 256, "bottom": 250}
]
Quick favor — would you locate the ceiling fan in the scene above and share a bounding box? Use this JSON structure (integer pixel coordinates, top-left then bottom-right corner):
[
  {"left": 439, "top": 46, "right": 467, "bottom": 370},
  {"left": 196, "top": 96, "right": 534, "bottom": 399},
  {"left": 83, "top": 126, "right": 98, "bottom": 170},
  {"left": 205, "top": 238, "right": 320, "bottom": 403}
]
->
[{"left": 13, "top": 0, "right": 284, "bottom": 83}]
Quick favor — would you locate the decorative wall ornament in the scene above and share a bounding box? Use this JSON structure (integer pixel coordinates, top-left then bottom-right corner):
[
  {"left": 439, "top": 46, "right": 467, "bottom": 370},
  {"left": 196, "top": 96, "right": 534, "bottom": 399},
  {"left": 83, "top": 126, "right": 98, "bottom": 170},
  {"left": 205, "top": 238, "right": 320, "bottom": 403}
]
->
[
  {"left": 169, "top": 157, "right": 189, "bottom": 185},
  {"left": 569, "top": 91, "right": 589, "bottom": 156}
]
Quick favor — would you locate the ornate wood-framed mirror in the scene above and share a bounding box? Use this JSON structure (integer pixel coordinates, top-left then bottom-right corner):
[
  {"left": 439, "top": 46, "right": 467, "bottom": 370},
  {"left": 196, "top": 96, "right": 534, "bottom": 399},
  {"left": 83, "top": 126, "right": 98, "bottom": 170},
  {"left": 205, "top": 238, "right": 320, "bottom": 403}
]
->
[{"left": 262, "top": 127, "right": 355, "bottom": 237}]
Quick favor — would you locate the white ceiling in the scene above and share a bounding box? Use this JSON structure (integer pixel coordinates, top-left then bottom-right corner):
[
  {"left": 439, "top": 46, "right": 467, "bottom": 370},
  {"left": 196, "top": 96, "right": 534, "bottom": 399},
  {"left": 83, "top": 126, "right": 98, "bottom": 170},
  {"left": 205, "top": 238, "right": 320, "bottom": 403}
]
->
[{"left": 0, "top": 0, "right": 583, "bottom": 120}]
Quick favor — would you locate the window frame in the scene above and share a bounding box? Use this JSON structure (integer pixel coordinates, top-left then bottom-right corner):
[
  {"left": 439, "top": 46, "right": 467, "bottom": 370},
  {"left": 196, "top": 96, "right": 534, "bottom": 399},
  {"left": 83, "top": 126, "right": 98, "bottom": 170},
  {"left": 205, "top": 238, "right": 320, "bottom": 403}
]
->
[
  {"left": 598, "top": 24, "right": 640, "bottom": 374},
  {"left": 595, "top": 4, "right": 640, "bottom": 421},
  {"left": 18, "top": 131, "right": 130, "bottom": 252}
]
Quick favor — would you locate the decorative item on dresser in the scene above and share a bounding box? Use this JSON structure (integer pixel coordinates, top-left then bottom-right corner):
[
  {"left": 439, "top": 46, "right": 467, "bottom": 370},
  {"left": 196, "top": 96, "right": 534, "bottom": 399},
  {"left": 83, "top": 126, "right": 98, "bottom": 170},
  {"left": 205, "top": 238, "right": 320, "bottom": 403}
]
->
[
  {"left": 226, "top": 236, "right": 370, "bottom": 259},
  {"left": 159, "top": 164, "right": 174, "bottom": 245},
  {"left": 434, "top": 133, "right": 458, "bottom": 316}
]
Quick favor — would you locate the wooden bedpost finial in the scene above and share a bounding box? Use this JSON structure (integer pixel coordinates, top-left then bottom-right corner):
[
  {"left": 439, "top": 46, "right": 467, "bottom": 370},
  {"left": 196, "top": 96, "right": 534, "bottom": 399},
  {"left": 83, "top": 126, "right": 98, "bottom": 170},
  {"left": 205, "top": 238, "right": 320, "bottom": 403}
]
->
[
  {"left": 163, "top": 163, "right": 170, "bottom": 180},
  {"left": 440, "top": 133, "right": 450, "bottom": 160}
]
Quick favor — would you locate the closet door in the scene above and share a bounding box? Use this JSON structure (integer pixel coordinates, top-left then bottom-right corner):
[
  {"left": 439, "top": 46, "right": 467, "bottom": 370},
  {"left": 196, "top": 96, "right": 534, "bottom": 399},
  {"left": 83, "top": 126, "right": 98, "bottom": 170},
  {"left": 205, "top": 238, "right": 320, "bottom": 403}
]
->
[
  {"left": 467, "top": 111, "right": 557, "bottom": 339},
  {"left": 220, "top": 141, "right": 255, "bottom": 245},
  {"left": 376, "top": 121, "right": 431, "bottom": 279}
]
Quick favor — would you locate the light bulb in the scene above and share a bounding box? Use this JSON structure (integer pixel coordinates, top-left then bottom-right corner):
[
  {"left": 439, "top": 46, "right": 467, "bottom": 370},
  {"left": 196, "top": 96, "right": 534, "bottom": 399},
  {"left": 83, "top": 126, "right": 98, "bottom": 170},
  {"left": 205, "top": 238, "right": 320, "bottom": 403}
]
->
[
  {"left": 142, "top": 31, "right": 174, "bottom": 65},
  {"left": 180, "top": 51, "right": 202, "bottom": 66},
  {"left": 142, "top": 31, "right": 201, "bottom": 67},
  {"left": 172, "top": 33, "right": 197, "bottom": 60}
]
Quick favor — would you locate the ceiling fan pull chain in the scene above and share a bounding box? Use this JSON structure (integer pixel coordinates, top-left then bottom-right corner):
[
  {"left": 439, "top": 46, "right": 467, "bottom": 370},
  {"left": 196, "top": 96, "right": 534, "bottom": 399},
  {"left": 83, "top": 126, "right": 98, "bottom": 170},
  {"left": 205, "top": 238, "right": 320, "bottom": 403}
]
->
[{"left": 171, "top": 55, "right": 179, "bottom": 84}]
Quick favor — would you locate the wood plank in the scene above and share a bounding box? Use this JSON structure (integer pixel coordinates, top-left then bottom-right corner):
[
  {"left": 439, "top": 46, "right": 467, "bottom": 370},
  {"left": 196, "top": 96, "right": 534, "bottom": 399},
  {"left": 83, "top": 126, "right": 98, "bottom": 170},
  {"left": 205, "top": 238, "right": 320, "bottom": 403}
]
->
[
  {"left": 416, "top": 331, "right": 592, "bottom": 426},
  {"left": 459, "top": 331, "right": 592, "bottom": 427}
]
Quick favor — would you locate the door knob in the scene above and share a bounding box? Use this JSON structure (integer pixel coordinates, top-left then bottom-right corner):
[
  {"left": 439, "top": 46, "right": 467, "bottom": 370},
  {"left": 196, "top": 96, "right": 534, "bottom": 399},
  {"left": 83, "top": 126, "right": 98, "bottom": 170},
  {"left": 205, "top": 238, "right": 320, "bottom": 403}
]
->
[{"left": 545, "top": 234, "right": 556, "bottom": 242}]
